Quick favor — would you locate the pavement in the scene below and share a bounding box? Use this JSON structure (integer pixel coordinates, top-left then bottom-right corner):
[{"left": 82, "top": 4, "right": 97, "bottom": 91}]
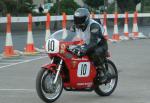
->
[{"left": 0, "top": 38, "right": 150, "bottom": 103}]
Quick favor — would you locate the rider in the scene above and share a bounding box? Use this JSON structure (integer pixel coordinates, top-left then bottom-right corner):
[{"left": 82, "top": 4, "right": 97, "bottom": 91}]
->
[{"left": 69, "top": 8, "right": 109, "bottom": 82}]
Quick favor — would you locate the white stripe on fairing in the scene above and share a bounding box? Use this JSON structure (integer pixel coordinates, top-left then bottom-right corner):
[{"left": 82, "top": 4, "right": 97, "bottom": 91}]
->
[
  {"left": 5, "top": 32, "right": 13, "bottom": 46},
  {"left": 0, "top": 56, "right": 47, "bottom": 69},
  {"left": 27, "top": 31, "right": 34, "bottom": 44}
]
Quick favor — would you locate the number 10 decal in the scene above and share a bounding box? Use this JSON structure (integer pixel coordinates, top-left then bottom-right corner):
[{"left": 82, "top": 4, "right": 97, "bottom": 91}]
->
[
  {"left": 77, "top": 62, "right": 90, "bottom": 77},
  {"left": 46, "top": 39, "right": 59, "bottom": 53},
  {"left": 48, "top": 40, "right": 55, "bottom": 51}
]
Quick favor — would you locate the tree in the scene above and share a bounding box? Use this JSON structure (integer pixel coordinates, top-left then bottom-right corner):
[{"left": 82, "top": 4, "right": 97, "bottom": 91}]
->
[
  {"left": 0, "top": 0, "right": 36, "bottom": 15},
  {"left": 117, "top": 0, "right": 141, "bottom": 13},
  {"left": 50, "top": 0, "right": 80, "bottom": 15},
  {"left": 141, "top": 0, "right": 150, "bottom": 13},
  {"left": 17, "top": 0, "right": 36, "bottom": 14},
  {"left": 83, "top": 0, "right": 104, "bottom": 12},
  {"left": 134, "top": 0, "right": 141, "bottom": 4},
  {"left": 3, "top": 0, "right": 17, "bottom": 14},
  {"left": 0, "top": 1, "right": 7, "bottom": 16},
  {"left": 50, "top": 0, "right": 80, "bottom": 29}
]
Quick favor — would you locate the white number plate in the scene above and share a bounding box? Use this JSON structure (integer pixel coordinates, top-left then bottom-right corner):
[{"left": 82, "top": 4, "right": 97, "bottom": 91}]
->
[
  {"left": 77, "top": 62, "right": 90, "bottom": 77},
  {"left": 45, "top": 39, "right": 59, "bottom": 53}
]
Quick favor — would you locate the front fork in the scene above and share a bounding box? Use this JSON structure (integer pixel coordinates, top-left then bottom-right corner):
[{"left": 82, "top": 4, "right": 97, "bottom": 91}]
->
[{"left": 53, "top": 59, "right": 63, "bottom": 84}]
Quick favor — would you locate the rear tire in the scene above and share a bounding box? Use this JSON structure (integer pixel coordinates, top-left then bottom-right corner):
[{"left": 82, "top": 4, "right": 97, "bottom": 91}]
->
[
  {"left": 94, "top": 59, "right": 118, "bottom": 96},
  {"left": 36, "top": 69, "right": 63, "bottom": 103}
]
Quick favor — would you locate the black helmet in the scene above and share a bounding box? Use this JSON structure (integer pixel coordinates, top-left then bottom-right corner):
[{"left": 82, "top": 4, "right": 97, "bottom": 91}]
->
[{"left": 74, "top": 8, "right": 90, "bottom": 30}]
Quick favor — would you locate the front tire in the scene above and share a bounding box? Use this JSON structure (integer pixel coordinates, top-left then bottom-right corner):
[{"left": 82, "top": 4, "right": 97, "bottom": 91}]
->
[
  {"left": 36, "top": 69, "right": 63, "bottom": 103},
  {"left": 94, "top": 59, "right": 118, "bottom": 96}
]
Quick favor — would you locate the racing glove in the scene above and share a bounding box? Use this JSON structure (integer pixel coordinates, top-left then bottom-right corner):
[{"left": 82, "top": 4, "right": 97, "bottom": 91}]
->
[
  {"left": 67, "top": 45, "right": 86, "bottom": 58},
  {"left": 73, "top": 47, "right": 85, "bottom": 57}
]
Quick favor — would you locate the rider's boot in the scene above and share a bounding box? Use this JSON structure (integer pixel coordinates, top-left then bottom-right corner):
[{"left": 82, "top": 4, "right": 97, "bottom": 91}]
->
[
  {"left": 97, "top": 65, "right": 116, "bottom": 84},
  {"left": 95, "top": 56, "right": 116, "bottom": 84},
  {"left": 91, "top": 54, "right": 115, "bottom": 84}
]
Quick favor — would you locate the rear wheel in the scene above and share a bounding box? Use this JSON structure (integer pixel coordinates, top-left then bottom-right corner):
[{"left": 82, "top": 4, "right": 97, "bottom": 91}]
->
[
  {"left": 36, "top": 68, "right": 63, "bottom": 103},
  {"left": 94, "top": 59, "right": 118, "bottom": 96}
]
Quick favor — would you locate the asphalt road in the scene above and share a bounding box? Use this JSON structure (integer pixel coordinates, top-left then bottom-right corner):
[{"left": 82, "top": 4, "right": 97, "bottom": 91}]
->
[{"left": 0, "top": 39, "right": 150, "bottom": 103}]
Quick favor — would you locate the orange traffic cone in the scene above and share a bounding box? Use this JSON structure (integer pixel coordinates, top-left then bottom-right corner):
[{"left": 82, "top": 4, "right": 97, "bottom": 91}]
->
[
  {"left": 124, "top": 12, "right": 129, "bottom": 37},
  {"left": 132, "top": 11, "right": 139, "bottom": 37},
  {"left": 3, "top": 14, "right": 18, "bottom": 57},
  {"left": 103, "top": 12, "right": 109, "bottom": 40},
  {"left": 130, "top": 11, "right": 146, "bottom": 39},
  {"left": 44, "top": 13, "right": 51, "bottom": 48},
  {"left": 119, "top": 12, "right": 130, "bottom": 40},
  {"left": 62, "top": 12, "right": 68, "bottom": 39},
  {"left": 112, "top": 12, "right": 120, "bottom": 41},
  {"left": 24, "top": 14, "right": 37, "bottom": 55},
  {"left": 62, "top": 12, "right": 67, "bottom": 29}
]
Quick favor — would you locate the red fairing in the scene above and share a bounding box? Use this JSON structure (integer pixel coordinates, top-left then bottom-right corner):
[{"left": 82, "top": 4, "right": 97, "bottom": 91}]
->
[
  {"left": 45, "top": 40, "right": 98, "bottom": 89},
  {"left": 65, "top": 57, "right": 97, "bottom": 89}
]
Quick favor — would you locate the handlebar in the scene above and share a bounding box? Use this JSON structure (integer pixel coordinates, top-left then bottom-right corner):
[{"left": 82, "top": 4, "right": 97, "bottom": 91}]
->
[{"left": 66, "top": 45, "right": 80, "bottom": 56}]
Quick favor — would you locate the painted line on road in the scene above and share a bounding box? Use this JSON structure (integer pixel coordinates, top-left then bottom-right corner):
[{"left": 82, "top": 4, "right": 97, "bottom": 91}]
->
[
  {"left": 0, "top": 63, "right": 15, "bottom": 64},
  {"left": 1, "top": 59, "right": 24, "bottom": 62},
  {"left": 0, "top": 56, "right": 47, "bottom": 69},
  {"left": 0, "top": 89, "right": 35, "bottom": 92}
]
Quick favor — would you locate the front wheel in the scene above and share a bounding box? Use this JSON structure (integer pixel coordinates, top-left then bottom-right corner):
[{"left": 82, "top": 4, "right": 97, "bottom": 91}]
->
[
  {"left": 94, "top": 59, "right": 118, "bottom": 96},
  {"left": 36, "top": 69, "right": 63, "bottom": 103}
]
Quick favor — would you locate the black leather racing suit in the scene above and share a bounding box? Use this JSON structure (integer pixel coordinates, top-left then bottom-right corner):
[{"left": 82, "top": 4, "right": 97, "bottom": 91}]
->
[
  {"left": 84, "top": 23, "right": 108, "bottom": 67},
  {"left": 72, "top": 19, "right": 108, "bottom": 67}
]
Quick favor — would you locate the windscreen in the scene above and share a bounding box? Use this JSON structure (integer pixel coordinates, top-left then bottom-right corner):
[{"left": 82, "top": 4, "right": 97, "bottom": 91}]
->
[{"left": 49, "top": 29, "right": 79, "bottom": 42}]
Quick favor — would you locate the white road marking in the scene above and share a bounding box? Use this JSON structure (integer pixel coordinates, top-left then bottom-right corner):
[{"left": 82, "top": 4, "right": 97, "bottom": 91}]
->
[
  {"left": 1, "top": 59, "right": 24, "bottom": 62},
  {"left": 0, "top": 89, "right": 35, "bottom": 92},
  {"left": 0, "top": 56, "right": 47, "bottom": 69},
  {"left": 0, "top": 63, "right": 15, "bottom": 64}
]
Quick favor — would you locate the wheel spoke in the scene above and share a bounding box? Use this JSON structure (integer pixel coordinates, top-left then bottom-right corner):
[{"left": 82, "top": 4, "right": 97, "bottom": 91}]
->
[
  {"left": 98, "top": 62, "right": 117, "bottom": 94},
  {"left": 37, "top": 69, "right": 63, "bottom": 102}
]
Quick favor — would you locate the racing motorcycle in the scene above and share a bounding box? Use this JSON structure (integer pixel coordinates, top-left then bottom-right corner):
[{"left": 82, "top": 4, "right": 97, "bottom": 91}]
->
[{"left": 36, "top": 29, "right": 118, "bottom": 103}]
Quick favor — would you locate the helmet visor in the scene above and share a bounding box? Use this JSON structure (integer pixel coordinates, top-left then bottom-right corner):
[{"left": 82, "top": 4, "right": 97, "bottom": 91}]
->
[{"left": 74, "top": 16, "right": 86, "bottom": 25}]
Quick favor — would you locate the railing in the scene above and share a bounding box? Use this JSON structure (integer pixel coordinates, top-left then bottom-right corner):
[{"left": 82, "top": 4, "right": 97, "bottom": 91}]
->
[{"left": 0, "top": 13, "right": 150, "bottom": 23}]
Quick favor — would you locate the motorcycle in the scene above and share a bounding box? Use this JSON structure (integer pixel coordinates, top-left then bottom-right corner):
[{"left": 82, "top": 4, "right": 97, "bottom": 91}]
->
[{"left": 36, "top": 29, "right": 118, "bottom": 103}]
